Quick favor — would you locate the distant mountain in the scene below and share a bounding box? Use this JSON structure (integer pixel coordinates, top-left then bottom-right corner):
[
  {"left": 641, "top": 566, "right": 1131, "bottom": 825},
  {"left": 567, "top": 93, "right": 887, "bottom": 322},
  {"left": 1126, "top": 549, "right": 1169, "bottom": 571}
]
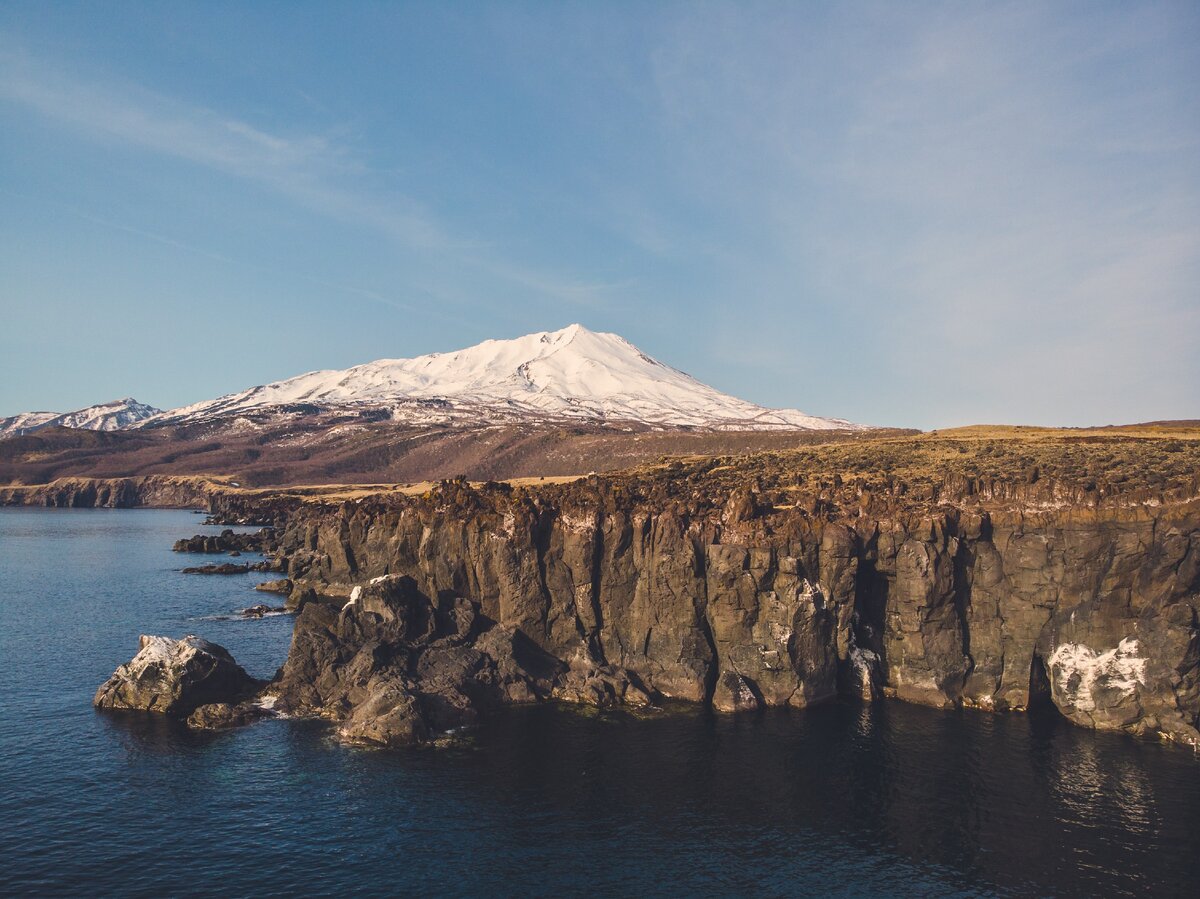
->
[
  {"left": 0, "top": 399, "right": 161, "bottom": 438},
  {"left": 144, "top": 324, "right": 863, "bottom": 431}
]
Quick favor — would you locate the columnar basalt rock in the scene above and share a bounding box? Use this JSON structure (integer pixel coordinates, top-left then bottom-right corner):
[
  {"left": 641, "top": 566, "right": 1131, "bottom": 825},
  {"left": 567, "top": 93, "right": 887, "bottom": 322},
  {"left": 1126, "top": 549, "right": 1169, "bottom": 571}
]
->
[
  {"left": 269, "top": 574, "right": 566, "bottom": 746},
  {"left": 263, "top": 468, "right": 1199, "bottom": 747}
]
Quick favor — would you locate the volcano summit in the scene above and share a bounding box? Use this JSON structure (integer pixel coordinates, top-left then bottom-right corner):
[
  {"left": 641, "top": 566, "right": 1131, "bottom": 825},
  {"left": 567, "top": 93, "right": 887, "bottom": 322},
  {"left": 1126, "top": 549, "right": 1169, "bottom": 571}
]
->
[{"left": 139, "top": 324, "right": 860, "bottom": 432}]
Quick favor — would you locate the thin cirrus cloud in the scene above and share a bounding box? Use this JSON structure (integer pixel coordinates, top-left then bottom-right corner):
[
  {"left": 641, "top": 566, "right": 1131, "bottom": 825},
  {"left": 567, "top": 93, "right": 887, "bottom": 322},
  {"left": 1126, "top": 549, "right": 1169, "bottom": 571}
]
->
[
  {"left": 641, "top": 3, "right": 1199, "bottom": 425},
  {"left": 0, "top": 5, "right": 1196, "bottom": 427},
  {"left": 0, "top": 45, "right": 620, "bottom": 313},
  {"left": 0, "top": 46, "right": 448, "bottom": 250}
]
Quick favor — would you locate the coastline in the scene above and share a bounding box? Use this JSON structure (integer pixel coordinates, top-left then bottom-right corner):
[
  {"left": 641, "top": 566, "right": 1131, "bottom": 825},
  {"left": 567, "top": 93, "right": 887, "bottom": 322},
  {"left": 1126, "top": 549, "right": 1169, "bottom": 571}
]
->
[{"left": 73, "top": 426, "right": 1200, "bottom": 749}]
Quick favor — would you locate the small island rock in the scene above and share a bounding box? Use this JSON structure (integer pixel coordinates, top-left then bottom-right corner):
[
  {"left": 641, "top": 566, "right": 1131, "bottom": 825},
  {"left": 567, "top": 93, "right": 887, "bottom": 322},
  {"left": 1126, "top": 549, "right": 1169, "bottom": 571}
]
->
[{"left": 94, "top": 635, "right": 259, "bottom": 718}]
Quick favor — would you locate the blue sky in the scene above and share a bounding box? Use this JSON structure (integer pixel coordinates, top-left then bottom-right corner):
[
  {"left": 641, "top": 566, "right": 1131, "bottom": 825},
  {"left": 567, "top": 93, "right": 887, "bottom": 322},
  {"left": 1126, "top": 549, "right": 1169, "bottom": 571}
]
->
[{"left": 1, "top": 2, "right": 1197, "bottom": 429}]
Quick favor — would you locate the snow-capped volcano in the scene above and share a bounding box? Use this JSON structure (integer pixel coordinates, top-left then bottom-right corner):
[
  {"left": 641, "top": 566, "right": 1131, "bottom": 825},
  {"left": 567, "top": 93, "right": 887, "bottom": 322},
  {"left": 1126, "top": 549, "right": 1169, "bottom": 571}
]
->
[
  {"left": 146, "top": 325, "right": 860, "bottom": 431},
  {"left": 0, "top": 398, "right": 161, "bottom": 438}
]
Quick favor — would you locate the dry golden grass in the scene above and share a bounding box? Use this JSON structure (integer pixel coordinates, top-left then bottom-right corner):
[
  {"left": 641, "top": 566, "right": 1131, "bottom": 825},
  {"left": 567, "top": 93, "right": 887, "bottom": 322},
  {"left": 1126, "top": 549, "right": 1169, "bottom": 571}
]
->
[
  {"left": 8, "top": 423, "right": 1197, "bottom": 514},
  {"left": 199, "top": 473, "right": 587, "bottom": 503},
  {"left": 613, "top": 423, "right": 1200, "bottom": 513},
  {"left": 930, "top": 423, "right": 1200, "bottom": 441}
]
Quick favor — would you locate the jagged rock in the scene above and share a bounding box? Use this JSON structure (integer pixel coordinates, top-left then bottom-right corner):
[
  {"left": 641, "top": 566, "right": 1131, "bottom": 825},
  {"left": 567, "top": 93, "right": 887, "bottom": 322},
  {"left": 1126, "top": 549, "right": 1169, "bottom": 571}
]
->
[
  {"left": 94, "top": 635, "right": 259, "bottom": 717},
  {"left": 286, "top": 585, "right": 318, "bottom": 611},
  {"left": 240, "top": 603, "right": 286, "bottom": 618},
  {"left": 255, "top": 578, "right": 293, "bottom": 594},
  {"left": 260, "top": 473, "right": 1199, "bottom": 747},
  {"left": 551, "top": 652, "right": 654, "bottom": 709},
  {"left": 1040, "top": 601, "right": 1200, "bottom": 747},
  {"left": 712, "top": 671, "right": 761, "bottom": 712},
  {"left": 272, "top": 575, "right": 558, "bottom": 747},
  {"left": 186, "top": 701, "right": 267, "bottom": 729},
  {"left": 173, "top": 529, "right": 269, "bottom": 554},
  {"left": 845, "top": 641, "right": 880, "bottom": 701},
  {"left": 183, "top": 563, "right": 253, "bottom": 575},
  {"left": 338, "top": 683, "right": 428, "bottom": 746}
]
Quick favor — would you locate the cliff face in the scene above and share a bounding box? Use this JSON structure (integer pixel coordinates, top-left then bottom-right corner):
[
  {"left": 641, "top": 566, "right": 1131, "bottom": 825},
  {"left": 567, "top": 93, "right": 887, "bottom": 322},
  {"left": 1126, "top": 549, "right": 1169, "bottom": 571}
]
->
[
  {"left": 267, "top": 472, "right": 1200, "bottom": 747},
  {"left": 0, "top": 476, "right": 223, "bottom": 509}
]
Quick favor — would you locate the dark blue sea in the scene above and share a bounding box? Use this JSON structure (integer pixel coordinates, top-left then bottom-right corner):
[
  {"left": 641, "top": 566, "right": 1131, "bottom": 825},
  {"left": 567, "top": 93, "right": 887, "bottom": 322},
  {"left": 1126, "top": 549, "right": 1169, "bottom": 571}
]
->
[{"left": 1, "top": 508, "right": 1198, "bottom": 897}]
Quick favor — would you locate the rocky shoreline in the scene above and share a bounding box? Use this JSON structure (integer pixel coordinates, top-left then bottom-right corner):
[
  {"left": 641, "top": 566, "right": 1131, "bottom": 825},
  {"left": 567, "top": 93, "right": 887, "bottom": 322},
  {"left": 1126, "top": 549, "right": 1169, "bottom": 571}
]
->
[
  {"left": 92, "top": 431, "right": 1200, "bottom": 749},
  {"left": 0, "top": 475, "right": 226, "bottom": 509}
]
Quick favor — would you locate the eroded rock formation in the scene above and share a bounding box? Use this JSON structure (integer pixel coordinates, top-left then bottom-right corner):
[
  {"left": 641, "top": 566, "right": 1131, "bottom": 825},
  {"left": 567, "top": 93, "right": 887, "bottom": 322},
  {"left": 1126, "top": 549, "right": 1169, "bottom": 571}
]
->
[
  {"left": 260, "top": 460, "right": 1199, "bottom": 747},
  {"left": 95, "top": 432, "right": 1200, "bottom": 749},
  {"left": 173, "top": 529, "right": 271, "bottom": 554},
  {"left": 268, "top": 575, "right": 572, "bottom": 746},
  {"left": 0, "top": 476, "right": 220, "bottom": 509},
  {"left": 94, "top": 635, "right": 260, "bottom": 718}
]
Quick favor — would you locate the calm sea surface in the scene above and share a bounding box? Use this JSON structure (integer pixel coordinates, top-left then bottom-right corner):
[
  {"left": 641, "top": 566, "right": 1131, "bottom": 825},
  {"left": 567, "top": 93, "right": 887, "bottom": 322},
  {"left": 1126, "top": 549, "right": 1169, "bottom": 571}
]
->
[{"left": 1, "top": 508, "right": 1198, "bottom": 897}]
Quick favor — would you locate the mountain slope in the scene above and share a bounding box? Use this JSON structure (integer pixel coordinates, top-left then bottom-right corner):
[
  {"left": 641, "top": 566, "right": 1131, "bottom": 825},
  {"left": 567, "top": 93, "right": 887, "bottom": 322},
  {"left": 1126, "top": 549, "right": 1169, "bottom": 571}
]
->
[
  {"left": 147, "top": 324, "right": 862, "bottom": 431},
  {"left": 0, "top": 399, "right": 161, "bottom": 438}
]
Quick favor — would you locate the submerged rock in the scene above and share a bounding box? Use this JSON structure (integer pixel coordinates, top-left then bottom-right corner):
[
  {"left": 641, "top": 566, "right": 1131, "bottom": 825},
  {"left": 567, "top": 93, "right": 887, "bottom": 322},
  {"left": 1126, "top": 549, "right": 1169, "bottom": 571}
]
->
[
  {"left": 182, "top": 563, "right": 254, "bottom": 575},
  {"left": 239, "top": 603, "right": 287, "bottom": 618},
  {"left": 94, "top": 635, "right": 260, "bottom": 718},
  {"left": 186, "top": 701, "right": 268, "bottom": 730}
]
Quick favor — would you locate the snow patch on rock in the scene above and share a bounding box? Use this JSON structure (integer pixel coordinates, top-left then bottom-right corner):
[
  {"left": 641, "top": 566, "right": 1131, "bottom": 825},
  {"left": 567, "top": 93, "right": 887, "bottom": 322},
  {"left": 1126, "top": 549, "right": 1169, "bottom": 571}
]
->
[{"left": 1049, "top": 637, "right": 1147, "bottom": 712}]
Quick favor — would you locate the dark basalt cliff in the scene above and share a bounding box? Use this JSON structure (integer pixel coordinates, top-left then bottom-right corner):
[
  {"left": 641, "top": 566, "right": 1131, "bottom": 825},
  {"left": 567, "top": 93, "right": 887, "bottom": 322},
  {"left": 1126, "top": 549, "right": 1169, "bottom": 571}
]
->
[
  {"left": 0, "top": 475, "right": 221, "bottom": 509},
  {"left": 237, "top": 431, "right": 1200, "bottom": 748}
]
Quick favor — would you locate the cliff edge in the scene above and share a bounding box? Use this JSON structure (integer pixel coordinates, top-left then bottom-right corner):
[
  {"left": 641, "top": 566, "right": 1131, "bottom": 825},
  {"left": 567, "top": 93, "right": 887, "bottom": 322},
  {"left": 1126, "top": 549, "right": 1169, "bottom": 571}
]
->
[{"left": 235, "top": 427, "right": 1200, "bottom": 747}]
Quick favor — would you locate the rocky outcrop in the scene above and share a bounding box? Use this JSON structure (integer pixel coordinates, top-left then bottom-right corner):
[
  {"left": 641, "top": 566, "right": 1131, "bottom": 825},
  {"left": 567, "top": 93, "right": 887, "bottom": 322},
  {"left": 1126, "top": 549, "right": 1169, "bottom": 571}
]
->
[
  {"left": 93, "top": 432, "right": 1200, "bottom": 749},
  {"left": 186, "top": 701, "right": 268, "bottom": 730},
  {"left": 239, "top": 603, "right": 287, "bottom": 618},
  {"left": 270, "top": 575, "right": 566, "bottom": 746},
  {"left": 94, "top": 635, "right": 260, "bottom": 718},
  {"left": 173, "top": 529, "right": 271, "bottom": 554},
  {"left": 264, "top": 472, "right": 1200, "bottom": 747},
  {"left": 255, "top": 578, "right": 293, "bottom": 594},
  {"left": 182, "top": 563, "right": 255, "bottom": 575},
  {"left": 0, "top": 476, "right": 222, "bottom": 509}
]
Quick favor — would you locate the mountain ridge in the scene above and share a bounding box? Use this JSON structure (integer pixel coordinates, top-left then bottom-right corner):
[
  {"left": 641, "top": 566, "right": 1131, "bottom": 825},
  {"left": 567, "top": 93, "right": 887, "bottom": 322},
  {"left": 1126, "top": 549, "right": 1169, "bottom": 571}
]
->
[
  {"left": 140, "top": 324, "right": 862, "bottom": 432},
  {"left": 0, "top": 398, "right": 161, "bottom": 438}
]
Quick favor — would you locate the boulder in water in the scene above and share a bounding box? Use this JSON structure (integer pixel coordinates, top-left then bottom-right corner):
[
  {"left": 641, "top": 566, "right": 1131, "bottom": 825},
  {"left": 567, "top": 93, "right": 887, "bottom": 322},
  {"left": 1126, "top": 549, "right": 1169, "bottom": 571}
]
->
[
  {"left": 240, "top": 603, "right": 287, "bottom": 618},
  {"left": 94, "top": 635, "right": 259, "bottom": 718}
]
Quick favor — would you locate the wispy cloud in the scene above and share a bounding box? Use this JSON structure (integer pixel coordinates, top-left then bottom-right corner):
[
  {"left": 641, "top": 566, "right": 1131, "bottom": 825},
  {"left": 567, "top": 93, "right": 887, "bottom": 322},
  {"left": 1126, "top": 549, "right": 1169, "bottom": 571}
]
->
[
  {"left": 0, "top": 40, "right": 617, "bottom": 313},
  {"left": 0, "top": 43, "right": 450, "bottom": 247},
  {"left": 639, "top": 2, "right": 1200, "bottom": 425},
  {"left": 0, "top": 183, "right": 433, "bottom": 318}
]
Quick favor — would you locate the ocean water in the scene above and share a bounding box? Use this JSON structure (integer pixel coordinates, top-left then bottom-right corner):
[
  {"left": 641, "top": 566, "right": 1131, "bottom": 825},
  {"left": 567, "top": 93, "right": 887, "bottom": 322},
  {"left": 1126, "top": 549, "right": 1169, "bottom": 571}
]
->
[{"left": 1, "top": 508, "right": 1198, "bottom": 898}]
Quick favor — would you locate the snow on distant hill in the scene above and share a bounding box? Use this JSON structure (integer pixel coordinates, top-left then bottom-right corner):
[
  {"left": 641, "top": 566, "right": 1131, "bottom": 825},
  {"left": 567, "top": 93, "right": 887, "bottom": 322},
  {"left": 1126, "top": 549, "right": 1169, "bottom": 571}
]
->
[
  {"left": 144, "top": 324, "right": 863, "bottom": 431},
  {"left": 0, "top": 399, "right": 161, "bottom": 438}
]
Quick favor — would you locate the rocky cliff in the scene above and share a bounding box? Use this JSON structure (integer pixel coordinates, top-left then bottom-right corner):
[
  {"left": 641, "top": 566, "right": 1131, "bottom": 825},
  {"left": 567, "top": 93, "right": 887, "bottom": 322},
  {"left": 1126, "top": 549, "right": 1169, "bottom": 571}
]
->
[
  {"left": 245, "top": 429, "right": 1200, "bottom": 747},
  {"left": 0, "top": 475, "right": 224, "bottom": 509}
]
